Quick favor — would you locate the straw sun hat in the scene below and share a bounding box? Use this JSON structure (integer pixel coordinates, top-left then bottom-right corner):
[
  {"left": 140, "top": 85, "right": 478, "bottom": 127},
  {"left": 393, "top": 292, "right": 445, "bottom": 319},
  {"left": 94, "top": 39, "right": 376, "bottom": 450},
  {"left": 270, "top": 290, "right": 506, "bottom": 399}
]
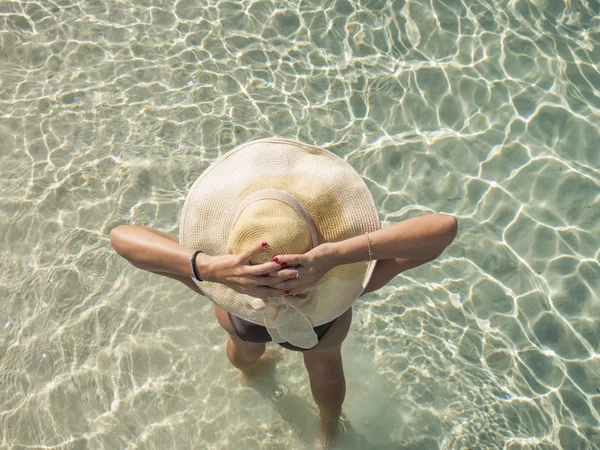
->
[{"left": 180, "top": 138, "right": 380, "bottom": 349}]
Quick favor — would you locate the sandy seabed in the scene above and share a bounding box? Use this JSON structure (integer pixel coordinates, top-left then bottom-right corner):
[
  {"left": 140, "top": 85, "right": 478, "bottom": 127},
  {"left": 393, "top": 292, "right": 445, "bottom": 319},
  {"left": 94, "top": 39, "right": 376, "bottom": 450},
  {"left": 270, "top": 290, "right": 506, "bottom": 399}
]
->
[{"left": 0, "top": 0, "right": 599, "bottom": 448}]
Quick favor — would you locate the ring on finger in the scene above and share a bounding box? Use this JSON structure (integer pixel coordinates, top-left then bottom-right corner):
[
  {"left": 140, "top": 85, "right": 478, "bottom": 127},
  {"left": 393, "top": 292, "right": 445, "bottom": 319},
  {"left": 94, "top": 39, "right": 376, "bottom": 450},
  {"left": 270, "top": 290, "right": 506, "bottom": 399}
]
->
[{"left": 295, "top": 267, "right": 299, "bottom": 279}]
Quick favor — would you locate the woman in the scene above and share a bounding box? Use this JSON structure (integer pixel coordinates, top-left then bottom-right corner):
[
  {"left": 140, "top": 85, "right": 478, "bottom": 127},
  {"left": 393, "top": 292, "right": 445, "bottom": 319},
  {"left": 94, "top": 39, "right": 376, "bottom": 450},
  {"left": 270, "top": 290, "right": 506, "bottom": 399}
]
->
[{"left": 109, "top": 139, "right": 457, "bottom": 448}]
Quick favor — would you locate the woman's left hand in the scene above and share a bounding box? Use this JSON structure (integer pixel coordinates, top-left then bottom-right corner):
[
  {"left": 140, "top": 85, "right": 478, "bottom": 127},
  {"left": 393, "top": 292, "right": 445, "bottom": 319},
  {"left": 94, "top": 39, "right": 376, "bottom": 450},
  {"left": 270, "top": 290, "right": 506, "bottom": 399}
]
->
[{"left": 269, "top": 243, "right": 339, "bottom": 295}]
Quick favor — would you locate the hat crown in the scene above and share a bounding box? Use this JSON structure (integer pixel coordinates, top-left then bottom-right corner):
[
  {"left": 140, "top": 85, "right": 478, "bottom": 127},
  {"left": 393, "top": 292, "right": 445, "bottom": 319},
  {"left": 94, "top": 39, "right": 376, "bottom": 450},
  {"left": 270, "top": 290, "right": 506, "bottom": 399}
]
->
[{"left": 227, "top": 199, "right": 312, "bottom": 264}]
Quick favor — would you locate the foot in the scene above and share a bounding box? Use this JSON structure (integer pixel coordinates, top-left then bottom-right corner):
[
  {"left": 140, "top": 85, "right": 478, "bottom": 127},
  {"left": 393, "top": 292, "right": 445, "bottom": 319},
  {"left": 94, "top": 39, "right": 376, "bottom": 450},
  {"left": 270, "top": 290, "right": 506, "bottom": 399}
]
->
[
  {"left": 314, "top": 410, "right": 351, "bottom": 449},
  {"left": 239, "top": 349, "right": 284, "bottom": 386}
]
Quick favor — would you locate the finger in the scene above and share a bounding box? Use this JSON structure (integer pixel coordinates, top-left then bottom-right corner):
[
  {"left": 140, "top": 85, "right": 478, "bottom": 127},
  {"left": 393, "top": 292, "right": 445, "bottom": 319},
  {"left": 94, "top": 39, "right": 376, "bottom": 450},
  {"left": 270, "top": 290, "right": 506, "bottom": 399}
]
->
[
  {"left": 249, "top": 275, "right": 293, "bottom": 287},
  {"left": 241, "top": 241, "right": 269, "bottom": 262},
  {"left": 283, "top": 283, "right": 313, "bottom": 296},
  {"left": 245, "top": 261, "right": 282, "bottom": 276},
  {"left": 259, "top": 279, "right": 311, "bottom": 297},
  {"left": 271, "top": 253, "right": 307, "bottom": 266},
  {"left": 267, "top": 268, "right": 298, "bottom": 280}
]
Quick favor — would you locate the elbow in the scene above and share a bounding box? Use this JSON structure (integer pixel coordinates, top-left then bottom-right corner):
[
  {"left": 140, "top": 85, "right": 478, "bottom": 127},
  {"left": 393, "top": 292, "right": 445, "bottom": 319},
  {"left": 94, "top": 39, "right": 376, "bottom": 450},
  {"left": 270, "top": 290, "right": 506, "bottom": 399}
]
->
[
  {"left": 109, "top": 225, "right": 129, "bottom": 258},
  {"left": 424, "top": 215, "right": 458, "bottom": 261},
  {"left": 440, "top": 214, "right": 458, "bottom": 246}
]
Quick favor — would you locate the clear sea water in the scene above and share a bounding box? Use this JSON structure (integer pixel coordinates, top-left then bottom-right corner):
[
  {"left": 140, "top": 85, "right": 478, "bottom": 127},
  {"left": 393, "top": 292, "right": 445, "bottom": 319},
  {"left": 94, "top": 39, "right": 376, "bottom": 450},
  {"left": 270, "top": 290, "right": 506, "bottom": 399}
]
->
[{"left": 1, "top": 0, "right": 599, "bottom": 448}]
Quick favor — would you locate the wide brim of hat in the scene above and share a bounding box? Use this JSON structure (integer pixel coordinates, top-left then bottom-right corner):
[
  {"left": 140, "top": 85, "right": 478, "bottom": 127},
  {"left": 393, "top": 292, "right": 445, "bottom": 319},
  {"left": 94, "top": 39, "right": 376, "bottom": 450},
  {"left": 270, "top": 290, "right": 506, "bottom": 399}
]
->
[{"left": 179, "top": 138, "right": 381, "bottom": 326}]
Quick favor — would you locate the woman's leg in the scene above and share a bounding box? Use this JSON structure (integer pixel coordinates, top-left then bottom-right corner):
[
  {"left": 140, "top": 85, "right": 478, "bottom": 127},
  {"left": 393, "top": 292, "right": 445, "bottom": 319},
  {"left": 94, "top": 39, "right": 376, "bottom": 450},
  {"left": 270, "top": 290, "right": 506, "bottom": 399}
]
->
[
  {"left": 303, "top": 345, "right": 345, "bottom": 406},
  {"left": 214, "top": 305, "right": 266, "bottom": 369},
  {"left": 302, "top": 308, "right": 352, "bottom": 448},
  {"left": 304, "top": 345, "right": 346, "bottom": 448},
  {"left": 214, "top": 305, "right": 283, "bottom": 385}
]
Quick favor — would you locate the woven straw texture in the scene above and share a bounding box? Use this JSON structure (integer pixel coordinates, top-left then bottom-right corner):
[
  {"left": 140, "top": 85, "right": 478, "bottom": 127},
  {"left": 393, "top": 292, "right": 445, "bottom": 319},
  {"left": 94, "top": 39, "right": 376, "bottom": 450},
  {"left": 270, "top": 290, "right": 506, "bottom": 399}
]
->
[{"left": 179, "top": 138, "right": 380, "bottom": 327}]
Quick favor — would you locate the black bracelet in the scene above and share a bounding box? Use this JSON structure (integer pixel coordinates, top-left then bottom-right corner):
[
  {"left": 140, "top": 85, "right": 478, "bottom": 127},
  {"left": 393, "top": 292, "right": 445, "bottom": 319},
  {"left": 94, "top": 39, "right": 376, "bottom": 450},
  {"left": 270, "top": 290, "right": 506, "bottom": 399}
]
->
[{"left": 190, "top": 250, "right": 203, "bottom": 282}]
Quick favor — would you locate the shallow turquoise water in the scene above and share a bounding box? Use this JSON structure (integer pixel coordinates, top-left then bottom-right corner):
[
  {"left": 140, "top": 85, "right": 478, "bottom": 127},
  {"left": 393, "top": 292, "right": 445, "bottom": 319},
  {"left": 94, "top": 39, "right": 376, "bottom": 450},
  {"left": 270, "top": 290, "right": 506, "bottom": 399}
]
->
[{"left": 1, "top": 0, "right": 599, "bottom": 448}]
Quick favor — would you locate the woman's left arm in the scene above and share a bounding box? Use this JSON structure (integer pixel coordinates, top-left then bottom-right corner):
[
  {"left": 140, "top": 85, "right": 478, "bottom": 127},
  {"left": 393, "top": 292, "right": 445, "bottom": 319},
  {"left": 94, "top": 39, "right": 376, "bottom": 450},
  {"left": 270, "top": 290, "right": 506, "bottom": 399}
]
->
[{"left": 270, "top": 213, "right": 458, "bottom": 295}]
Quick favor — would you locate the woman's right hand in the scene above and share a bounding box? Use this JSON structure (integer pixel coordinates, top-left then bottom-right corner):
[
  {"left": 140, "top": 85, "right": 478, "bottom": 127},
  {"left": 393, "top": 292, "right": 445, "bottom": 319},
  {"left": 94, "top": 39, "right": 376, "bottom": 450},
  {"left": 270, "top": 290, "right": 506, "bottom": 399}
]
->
[{"left": 197, "top": 242, "right": 294, "bottom": 300}]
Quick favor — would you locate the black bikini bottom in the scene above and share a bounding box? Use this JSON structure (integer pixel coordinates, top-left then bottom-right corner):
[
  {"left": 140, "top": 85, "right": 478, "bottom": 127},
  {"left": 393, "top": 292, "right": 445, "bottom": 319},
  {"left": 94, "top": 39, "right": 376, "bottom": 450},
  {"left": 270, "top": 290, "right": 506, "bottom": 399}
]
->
[{"left": 227, "top": 313, "right": 336, "bottom": 352}]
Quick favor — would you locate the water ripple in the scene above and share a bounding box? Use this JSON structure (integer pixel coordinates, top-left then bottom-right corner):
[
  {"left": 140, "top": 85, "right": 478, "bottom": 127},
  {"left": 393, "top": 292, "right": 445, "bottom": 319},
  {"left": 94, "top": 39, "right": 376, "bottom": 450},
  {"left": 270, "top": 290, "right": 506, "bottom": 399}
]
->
[{"left": 1, "top": 0, "right": 599, "bottom": 448}]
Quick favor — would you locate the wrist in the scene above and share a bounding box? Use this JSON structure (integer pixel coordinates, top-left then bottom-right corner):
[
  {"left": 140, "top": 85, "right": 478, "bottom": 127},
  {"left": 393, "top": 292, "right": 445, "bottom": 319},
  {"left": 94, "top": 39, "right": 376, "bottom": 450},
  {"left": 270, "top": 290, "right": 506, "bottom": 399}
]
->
[
  {"left": 194, "top": 252, "right": 215, "bottom": 282},
  {"left": 329, "top": 233, "right": 371, "bottom": 266},
  {"left": 324, "top": 241, "right": 345, "bottom": 267}
]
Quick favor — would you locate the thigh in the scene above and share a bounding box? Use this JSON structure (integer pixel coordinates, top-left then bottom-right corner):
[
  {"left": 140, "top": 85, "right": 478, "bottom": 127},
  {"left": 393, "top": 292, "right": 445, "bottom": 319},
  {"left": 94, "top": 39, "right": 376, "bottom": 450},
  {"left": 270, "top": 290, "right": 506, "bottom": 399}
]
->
[
  {"left": 303, "top": 308, "right": 352, "bottom": 354},
  {"left": 302, "top": 343, "right": 345, "bottom": 397},
  {"left": 214, "top": 304, "right": 239, "bottom": 337},
  {"left": 301, "top": 313, "right": 350, "bottom": 405},
  {"left": 214, "top": 305, "right": 262, "bottom": 343}
]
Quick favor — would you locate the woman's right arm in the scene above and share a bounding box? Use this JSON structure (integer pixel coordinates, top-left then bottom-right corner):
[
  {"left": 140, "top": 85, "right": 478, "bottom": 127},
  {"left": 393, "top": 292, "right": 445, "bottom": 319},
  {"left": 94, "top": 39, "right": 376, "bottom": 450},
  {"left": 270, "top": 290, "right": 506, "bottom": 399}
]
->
[{"left": 109, "top": 225, "right": 290, "bottom": 299}]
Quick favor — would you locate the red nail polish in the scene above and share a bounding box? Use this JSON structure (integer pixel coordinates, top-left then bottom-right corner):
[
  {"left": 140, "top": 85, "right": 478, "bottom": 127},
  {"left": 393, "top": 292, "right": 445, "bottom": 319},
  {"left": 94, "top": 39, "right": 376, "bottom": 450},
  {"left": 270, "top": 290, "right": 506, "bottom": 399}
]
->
[
  {"left": 280, "top": 262, "right": 287, "bottom": 269},
  {"left": 263, "top": 273, "right": 270, "bottom": 277},
  {"left": 272, "top": 257, "right": 279, "bottom": 262},
  {"left": 285, "top": 290, "right": 290, "bottom": 295},
  {"left": 261, "top": 241, "right": 267, "bottom": 247}
]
